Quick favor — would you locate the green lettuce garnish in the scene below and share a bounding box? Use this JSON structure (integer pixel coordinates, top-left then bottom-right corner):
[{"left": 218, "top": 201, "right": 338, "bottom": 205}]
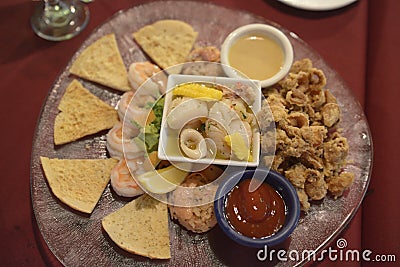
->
[{"left": 135, "top": 97, "right": 164, "bottom": 153}]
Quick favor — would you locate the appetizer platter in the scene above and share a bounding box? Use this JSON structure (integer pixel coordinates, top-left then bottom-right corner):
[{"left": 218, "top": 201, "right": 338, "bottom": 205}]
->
[{"left": 30, "top": 1, "right": 372, "bottom": 266}]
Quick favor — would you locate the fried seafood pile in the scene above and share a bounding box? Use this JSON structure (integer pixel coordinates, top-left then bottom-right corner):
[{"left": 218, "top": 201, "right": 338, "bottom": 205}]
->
[{"left": 259, "top": 58, "right": 354, "bottom": 211}]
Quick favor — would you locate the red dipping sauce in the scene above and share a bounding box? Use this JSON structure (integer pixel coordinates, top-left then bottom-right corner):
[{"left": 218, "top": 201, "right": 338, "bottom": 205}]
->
[{"left": 225, "top": 179, "right": 286, "bottom": 238}]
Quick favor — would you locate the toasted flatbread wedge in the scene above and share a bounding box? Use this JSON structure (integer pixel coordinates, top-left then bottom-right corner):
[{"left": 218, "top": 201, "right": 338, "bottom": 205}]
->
[
  {"left": 54, "top": 79, "right": 118, "bottom": 145},
  {"left": 40, "top": 157, "right": 118, "bottom": 214},
  {"left": 102, "top": 195, "right": 171, "bottom": 259},
  {"left": 70, "top": 34, "right": 131, "bottom": 91},
  {"left": 133, "top": 20, "right": 198, "bottom": 71}
]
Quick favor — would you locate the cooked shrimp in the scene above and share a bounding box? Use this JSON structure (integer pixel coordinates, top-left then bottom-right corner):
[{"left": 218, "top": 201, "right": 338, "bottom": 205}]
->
[
  {"left": 118, "top": 91, "right": 155, "bottom": 121},
  {"left": 128, "top": 61, "right": 167, "bottom": 95},
  {"left": 110, "top": 159, "right": 144, "bottom": 197},
  {"left": 181, "top": 61, "right": 225, "bottom": 77},
  {"left": 106, "top": 122, "right": 145, "bottom": 160},
  {"left": 126, "top": 152, "right": 159, "bottom": 175},
  {"left": 187, "top": 46, "right": 221, "bottom": 62},
  {"left": 181, "top": 46, "right": 224, "bottom": 76},
  {"left": 111, "top": 151, "right": 161, "bottom": 197},
  {"left": 118, "top": 91, "right": 156, "bottom": 127}
]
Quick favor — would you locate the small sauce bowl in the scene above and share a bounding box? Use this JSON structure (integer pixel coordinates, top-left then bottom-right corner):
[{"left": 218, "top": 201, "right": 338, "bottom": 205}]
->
[
  {"left": 214, "top": 169, "right": 300, "bottom": 248},
  {"left": 220, "top": 24, "right": 294, "bottom": 88}
]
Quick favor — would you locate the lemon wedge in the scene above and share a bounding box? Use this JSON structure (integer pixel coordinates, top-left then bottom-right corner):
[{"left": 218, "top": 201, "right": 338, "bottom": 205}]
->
[
  {"left": 173, "top": 83, "right": 223, "bottom": 100},
  {"left": 224, "top": 132, "right": 253, "bottom": 161},
  {"left": 137, "top": 165, "right": 189, "bottom": 194}
]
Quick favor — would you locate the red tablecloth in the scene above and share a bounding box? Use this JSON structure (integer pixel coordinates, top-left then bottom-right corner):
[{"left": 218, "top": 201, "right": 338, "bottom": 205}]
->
[{"left": 0, "top": 0, "right": 398, "bottom": 266}]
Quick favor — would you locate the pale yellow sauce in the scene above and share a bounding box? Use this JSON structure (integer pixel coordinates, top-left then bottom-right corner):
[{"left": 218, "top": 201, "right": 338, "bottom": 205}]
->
[
  {"left": 165, "top": 130, "right": 181, "bottom": 156},
  {"left": 228, "top": 35, "right": 284, "bottom": 80}
]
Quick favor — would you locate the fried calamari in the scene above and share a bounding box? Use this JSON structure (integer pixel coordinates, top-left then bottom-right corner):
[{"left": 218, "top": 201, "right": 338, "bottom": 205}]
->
[{"left": 259, "top": 58, "right": 354, "bottom": 211}]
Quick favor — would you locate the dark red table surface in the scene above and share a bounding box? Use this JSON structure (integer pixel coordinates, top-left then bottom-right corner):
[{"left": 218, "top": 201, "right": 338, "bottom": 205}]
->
[{"left": 0, "top": 0, "right": 398, "bottom": 266}]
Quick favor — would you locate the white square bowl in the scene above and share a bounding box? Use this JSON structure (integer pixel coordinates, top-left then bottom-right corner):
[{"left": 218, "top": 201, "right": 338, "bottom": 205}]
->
[{"left": 157, "top": 74, "right": 261, "bottom": 167}]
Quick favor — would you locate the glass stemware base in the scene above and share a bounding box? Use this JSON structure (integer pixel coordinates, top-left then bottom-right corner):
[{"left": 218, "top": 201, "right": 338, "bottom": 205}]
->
[{"left": 31, "top": 0, "right": 90, "bottom": 41}]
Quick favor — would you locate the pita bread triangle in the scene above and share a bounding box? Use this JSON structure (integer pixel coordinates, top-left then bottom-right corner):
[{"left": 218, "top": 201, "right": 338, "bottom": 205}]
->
[
  {"left": 133, "top": 20, "right": 198, "bottom": 71},
  {"left": 102, "top": 194, "right": 171, "bottom": 259},
  {"left": 54, "top": 79, "right": 118, "bottom": 145},
  {"left": 40, "top": 157, "right": 118, "bottom": 214},
  {"left": 70, "top": 34, "right": 131, "bottom": 92}
]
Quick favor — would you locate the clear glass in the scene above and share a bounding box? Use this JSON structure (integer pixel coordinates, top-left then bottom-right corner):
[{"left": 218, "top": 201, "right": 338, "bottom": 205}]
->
[{"left": 30, "top": 0, "right": 90, "bottom": 41}]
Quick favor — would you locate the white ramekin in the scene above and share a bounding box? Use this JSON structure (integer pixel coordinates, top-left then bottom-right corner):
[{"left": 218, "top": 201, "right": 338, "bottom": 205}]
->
[{"left": 220, "top": 24, "right": 294, "bottom": 88}]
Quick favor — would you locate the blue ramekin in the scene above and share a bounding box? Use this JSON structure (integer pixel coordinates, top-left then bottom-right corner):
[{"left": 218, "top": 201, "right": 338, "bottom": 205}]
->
[{"left": 214, "top": 168, "right": 300, "bottom": 248}]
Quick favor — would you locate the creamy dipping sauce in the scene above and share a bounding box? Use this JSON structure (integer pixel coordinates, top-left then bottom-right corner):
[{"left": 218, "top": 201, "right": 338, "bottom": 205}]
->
[{"left": 228, "top": 34, "right": 284, "bottom": 80}]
